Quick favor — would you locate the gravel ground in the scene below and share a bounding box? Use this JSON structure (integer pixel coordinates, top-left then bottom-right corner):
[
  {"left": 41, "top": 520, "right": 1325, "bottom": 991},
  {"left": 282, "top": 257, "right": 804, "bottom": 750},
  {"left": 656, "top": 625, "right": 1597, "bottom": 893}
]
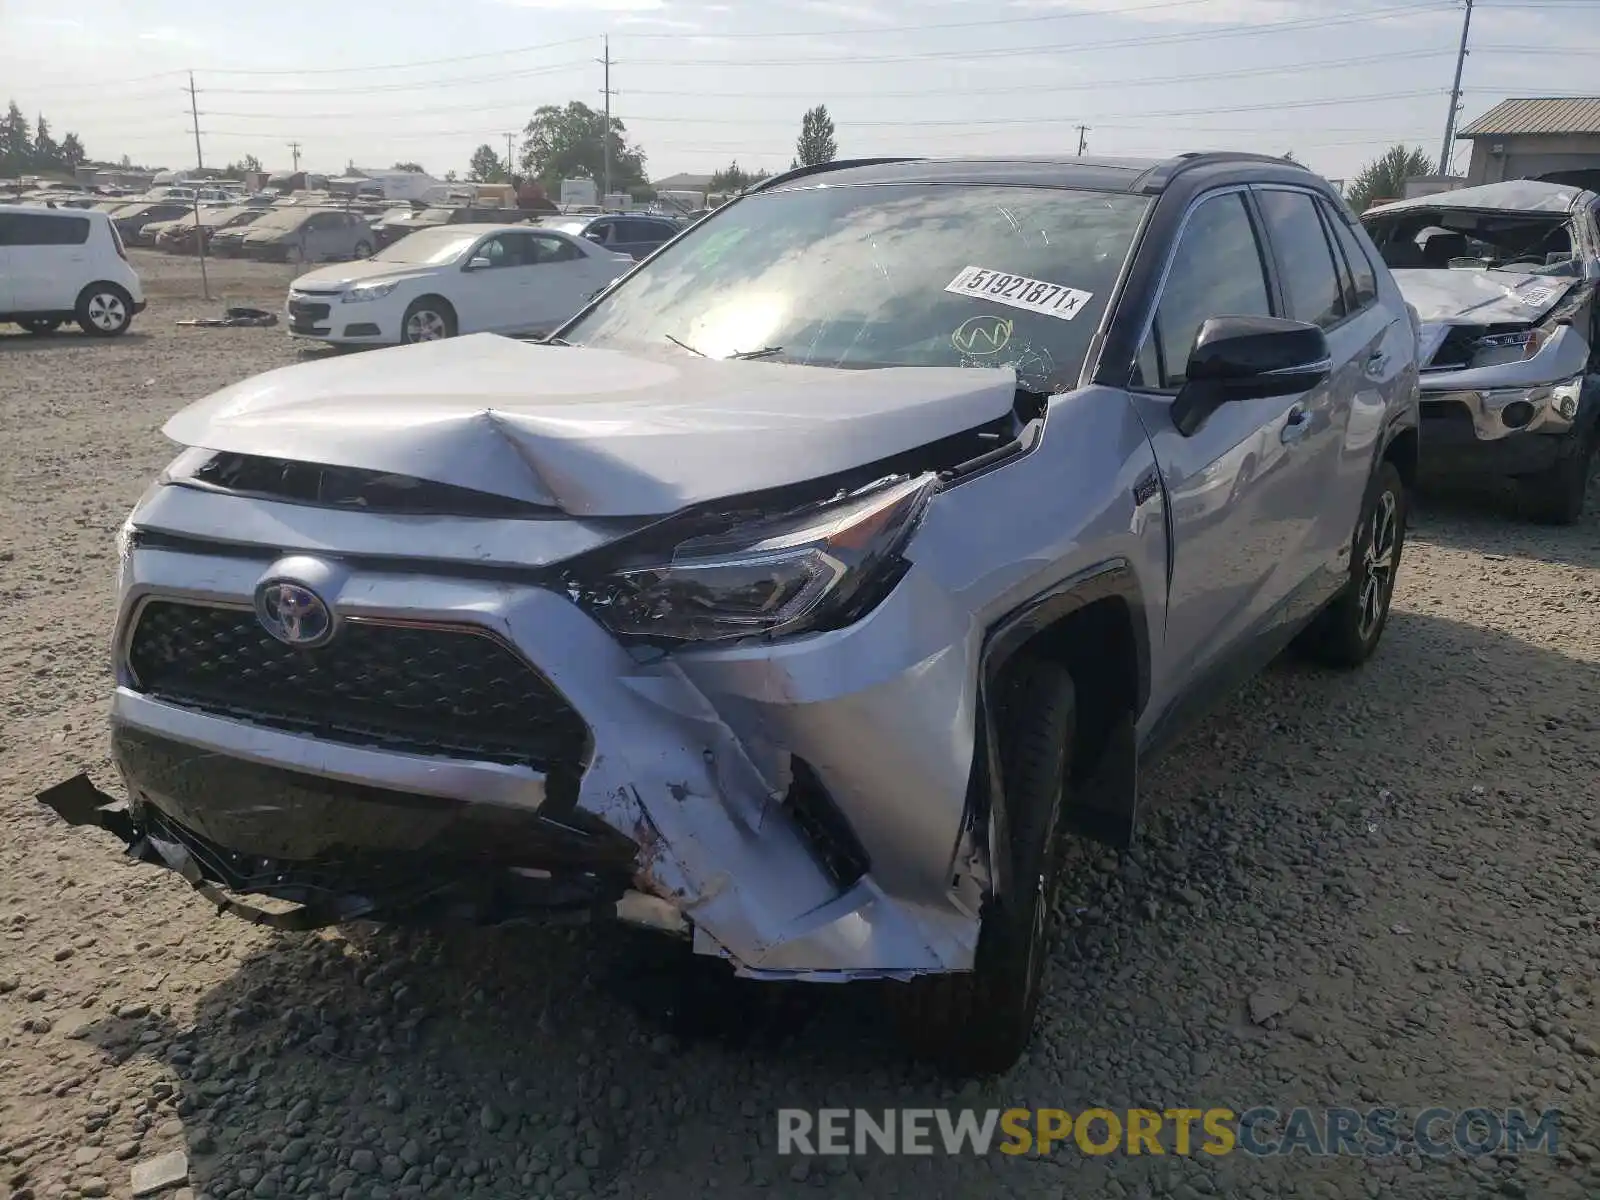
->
[{"left": 2, "top": 251, "right": 1598, "bottom": 1200}]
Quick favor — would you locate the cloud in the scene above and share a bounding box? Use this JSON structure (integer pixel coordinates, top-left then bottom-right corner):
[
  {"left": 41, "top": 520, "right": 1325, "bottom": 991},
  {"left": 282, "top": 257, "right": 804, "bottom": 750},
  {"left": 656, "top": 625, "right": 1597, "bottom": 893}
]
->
[
  {"left": 138, "top": 27, "right": 206, "bottom": 48},
  {"left": 615, "top": 13, "right": 705, "bottom": 29},
  {"left": 796, "top": 0, "right": 900, "bottom": 22},
  {"left": 495, "top": 0, "right": 665, "bottom": 9}
]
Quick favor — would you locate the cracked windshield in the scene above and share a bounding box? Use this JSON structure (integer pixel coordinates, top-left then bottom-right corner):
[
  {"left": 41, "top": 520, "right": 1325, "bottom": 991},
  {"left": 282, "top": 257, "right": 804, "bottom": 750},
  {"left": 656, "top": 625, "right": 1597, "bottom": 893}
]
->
[{"left": 3, "top": 0, "right": 1599, "bottom": 1198}]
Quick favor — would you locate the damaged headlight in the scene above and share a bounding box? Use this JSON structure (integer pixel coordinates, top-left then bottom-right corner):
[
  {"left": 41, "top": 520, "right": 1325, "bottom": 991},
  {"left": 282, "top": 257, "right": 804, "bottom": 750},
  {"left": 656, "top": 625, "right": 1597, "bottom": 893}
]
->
[
  {"left": 1472, "top": 329, "right": 1544, "bottom": 368},
  {"left": 572, "top": 473, "right": 938, "bottom": 642}
]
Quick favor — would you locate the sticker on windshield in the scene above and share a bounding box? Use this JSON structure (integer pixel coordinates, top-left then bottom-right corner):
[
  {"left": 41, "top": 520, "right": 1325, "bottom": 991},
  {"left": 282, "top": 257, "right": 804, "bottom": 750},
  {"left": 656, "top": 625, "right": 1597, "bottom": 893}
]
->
[
  {"left": 951, "top": 314, "right": 1014, "bottom": 355},
  {"left": 945, "top": 265, "right": 1093, "bottom": 321},
  {"left": 1514, "top": 283, "right": 1559, "bottom": 308}
]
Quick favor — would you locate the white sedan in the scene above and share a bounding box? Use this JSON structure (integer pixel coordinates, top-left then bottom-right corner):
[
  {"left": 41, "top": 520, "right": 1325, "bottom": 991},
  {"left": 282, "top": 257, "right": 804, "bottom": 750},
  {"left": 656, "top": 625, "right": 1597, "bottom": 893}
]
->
[{"left": 283, "top": 223, "right": 634, "bottom": 346}]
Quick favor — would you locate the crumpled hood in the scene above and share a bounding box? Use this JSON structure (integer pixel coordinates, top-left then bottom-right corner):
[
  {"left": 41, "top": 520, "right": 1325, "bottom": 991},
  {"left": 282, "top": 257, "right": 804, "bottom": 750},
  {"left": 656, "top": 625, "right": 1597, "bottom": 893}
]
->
[
  {"left": 1391, "top": 268, "right": 1575, "bottom": 324},
  {"left": 289, "top": 259, "right": 430, "bottom": 291},
  {"left": 162, "top": 335, "right": 1019, "bottom": 517}
]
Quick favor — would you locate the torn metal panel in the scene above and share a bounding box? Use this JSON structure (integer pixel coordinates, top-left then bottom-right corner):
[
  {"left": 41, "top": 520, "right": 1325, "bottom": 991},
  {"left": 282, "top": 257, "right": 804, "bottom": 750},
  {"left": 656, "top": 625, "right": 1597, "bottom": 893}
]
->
[
  {"left": 1365, "top": 180, "right": 1593, "bottom": 218},
  {"left": 161, "top": 336, "right": 1020, "bottom": 517},
  {"left": 1395, "top": 269, "right": 1577, "bottom": 326}
]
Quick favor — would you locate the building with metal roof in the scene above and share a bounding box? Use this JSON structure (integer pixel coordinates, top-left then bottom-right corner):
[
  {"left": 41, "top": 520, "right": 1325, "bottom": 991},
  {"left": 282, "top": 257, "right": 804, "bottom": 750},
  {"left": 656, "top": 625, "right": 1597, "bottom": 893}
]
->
[{"left": 1455, "top": 97, "right": 1600, "bottom": 189}]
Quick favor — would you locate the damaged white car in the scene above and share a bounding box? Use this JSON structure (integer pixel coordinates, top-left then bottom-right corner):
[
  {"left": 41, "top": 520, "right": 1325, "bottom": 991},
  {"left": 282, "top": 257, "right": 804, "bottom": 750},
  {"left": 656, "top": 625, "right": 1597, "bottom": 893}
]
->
[
  {"left": 40, "top": 153, "right": 1421, "bottom": 1074},
  {"left": 1362, "top": 180, "right": 1599, "bottom": 522}
]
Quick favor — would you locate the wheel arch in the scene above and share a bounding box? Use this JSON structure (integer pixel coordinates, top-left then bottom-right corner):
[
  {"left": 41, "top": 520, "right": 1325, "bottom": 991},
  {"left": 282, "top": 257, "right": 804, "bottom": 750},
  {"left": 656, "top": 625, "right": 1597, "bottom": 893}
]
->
[{"left": 970, "top": 560, "right": 1152, "bottom": 890}]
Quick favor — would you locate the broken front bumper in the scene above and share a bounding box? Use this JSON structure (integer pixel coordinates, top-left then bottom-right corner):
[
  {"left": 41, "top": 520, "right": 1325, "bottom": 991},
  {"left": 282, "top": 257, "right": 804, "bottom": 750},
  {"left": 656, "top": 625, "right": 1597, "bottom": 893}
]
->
[
  {"left": 1418, "top": 374, "right": 1593, "bottom": 478},
  {"left": 43, "top": 489, "right": 989, "bottom": 980}
]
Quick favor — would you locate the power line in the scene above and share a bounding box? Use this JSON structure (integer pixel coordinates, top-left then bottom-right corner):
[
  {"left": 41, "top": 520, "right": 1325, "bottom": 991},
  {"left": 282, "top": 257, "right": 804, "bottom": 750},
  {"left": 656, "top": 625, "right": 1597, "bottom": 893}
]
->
[{"left": 198, "top": 60, "right": 590, "bottom": 96}]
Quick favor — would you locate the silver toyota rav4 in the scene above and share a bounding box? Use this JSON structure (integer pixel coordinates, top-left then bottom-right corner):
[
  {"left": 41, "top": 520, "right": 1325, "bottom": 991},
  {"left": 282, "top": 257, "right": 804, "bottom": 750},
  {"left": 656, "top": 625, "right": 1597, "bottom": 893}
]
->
[{"left": 42, "top": 153, "right": 1421, "bottom": 1074}]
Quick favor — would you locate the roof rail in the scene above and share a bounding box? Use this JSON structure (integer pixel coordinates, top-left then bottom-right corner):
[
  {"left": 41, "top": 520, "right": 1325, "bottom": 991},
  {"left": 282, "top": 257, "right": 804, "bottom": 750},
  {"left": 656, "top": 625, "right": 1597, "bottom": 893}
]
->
[
  {"left": 745, "top": 157, "right": 926, "bottom": 196},
  {"left": 1134, "top": 151, "right": 1310, "bottom": 195}
]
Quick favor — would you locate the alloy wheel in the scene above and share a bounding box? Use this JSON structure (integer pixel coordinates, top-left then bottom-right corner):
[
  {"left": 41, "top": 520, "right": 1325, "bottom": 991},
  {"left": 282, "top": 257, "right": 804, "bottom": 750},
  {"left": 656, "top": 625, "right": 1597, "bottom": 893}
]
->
[
  {"left": 405, "top": 310, "right": 449, "bottom": 342},
  {"left": 1356, "top": 489, "right": 1398, "bottom": 642}
]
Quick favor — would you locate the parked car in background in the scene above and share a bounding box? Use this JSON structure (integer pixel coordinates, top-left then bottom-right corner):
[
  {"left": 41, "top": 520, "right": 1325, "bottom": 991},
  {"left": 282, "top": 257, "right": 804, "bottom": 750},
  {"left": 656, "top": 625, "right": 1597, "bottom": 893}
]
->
[
  {"left": 372, "top": 204, "right": 521, "bottom": 249},
  {"left": 541, "top": 212, "right": 683, "bottom": 260},
  {"left": 283, "top": 222, "right": 633, "bottom": 345},
  {"left": 152, "top": 205, "right": 268, "bottom": 254},
  {"left": 113, "top": 202, "right": 193, "bottom": 245},
  {"left": 0, "top": 204, "right": 145, "bottom": 336},
  {"left": 43, "top": 153, "right": 1420, "bottom": 1078},
  {"left": 1362, "top": 179, "right": 1599, "bottom": 523},
  {"left": 225, "top": 208, "right": 374, "bottom": 264}
]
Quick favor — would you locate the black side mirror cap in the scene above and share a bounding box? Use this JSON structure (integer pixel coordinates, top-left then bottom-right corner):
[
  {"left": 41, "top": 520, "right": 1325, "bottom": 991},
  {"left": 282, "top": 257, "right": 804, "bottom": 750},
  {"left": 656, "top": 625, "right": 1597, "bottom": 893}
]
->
[{"left": 1171, "top": 315, "right": 1331, "bottom": 436}]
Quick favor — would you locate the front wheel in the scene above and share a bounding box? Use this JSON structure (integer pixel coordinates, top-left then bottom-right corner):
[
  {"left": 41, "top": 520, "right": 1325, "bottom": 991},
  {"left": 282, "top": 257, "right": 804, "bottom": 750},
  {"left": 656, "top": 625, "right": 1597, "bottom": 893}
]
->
[
  {"left": 352, "top": 240, "right": 372, "bottom": 259},
  {"left": 400, "top": 297, "right": 456, "bottom": 344},
  {"left": 20, "top": 318, "right": 63, "bottom": 335},
  {"left": 886, "top": 658, "right": 1076, "bottom": 1076},
  {"left": 76, "top": 285, "right": 134, "bottom": 337},
  {"left": 1297, "top": 460, "right": 1407, "bottom": 668},
  {"left": 1520, "top": 437, "right": 1594, "bottom": 525}
]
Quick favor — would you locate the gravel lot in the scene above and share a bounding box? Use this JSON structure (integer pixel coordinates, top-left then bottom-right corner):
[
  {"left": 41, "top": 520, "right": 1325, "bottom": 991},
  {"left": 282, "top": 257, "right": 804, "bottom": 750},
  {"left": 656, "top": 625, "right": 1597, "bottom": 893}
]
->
[{"left": 3, "top": 250, "right": 1598, "bottom": 1200}]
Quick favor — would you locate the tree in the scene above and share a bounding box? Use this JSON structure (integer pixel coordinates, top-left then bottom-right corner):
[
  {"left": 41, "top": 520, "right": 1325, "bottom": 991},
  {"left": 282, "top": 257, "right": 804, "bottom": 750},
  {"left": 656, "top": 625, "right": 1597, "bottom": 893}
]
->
[
  {"left": 222, "top": 154, "right": 262, "bottom": 178},
  {"left": 392, "top": 161, "right": 425, "bottom": 173},
  {"left": 1346, "top": 144, "right": 1433, "bottom": 215},
  {"left": 795, "top": 104, "right": 837, "bottom": 168},
  {"left": 708, "top": 160, "right": 769, "bottom": 193},
  {"left": 467, "top": 143, "right": 505, "bottom": 183},
  {"left": 1280, "top": 150, "right": 1302, "bottom": 166},
  {"left": 444, "top": 169, "right": 458, "bottom": 183},
  {"left": 60, "top": 133, "right": 86, "bottom": 169},
  {"left": 34, "top": 115, "right": 59, "bottom": 168},
  {"left": 519, "top": 101, "right": 646, "bottom": 191},
  {"left": 1, "top": 101, "right": 32, "bottom": 176}
]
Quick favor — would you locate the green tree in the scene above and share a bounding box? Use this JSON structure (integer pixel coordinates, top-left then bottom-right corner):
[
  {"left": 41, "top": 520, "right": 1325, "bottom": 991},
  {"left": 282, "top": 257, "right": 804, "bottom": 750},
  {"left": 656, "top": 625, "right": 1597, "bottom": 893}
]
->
[
  {"left": 34, "top": 115, "right": 59, "bottom": 168},
  {"left": 1346, "top": 144, "right": 1433, "bottom": 215},
  {"left": 795, "top": 104, "right": 837, "bottom": 168},
  {"left": 519, "top": 101, "right": 646, "bottom": 191},
  {"left": 709, "top": 160, "right": 769, "bottom": 193},
  {"left": 60, "top": 132, "right": 86, "bottom": 169},
  {"left": 221, "top": 154, "right": 262, "bottom": 178},
  {"left": 444, "top": 169, "right": 459, "bottom": 183},
  {"left": 467, "top": 143, "right": 505, "bottom": 183},
  {"left": 1, "top": 101, "right": 33, "bottom": 175},
  {"left": 392, "top": 161, "right": 425, "bottom": 173},
  {"left": 1280, "top": 150, "right": 1302, "bottom": 165}
]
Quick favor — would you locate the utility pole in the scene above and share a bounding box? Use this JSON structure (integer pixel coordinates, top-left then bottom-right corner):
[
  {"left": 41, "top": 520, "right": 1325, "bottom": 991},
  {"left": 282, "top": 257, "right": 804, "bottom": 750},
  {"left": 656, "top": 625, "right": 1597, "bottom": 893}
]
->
[
  {"left": 186, "top": 71, "right": 211, "bottom": 301},
  {"left": 1076, "top": 125, "right": 1089, "bottom": 155},
  {"left": 598, "top": 35, "right": 613, "bottom": 202},
  {"left": 287, "top": 141, "right": 302, "bottom": 172},
  {"left": 1438, "top": 0, "right": 1473, "bottom": 175},
  {"left": 505, "top": 131, "right": 517, "bottom": 185}
]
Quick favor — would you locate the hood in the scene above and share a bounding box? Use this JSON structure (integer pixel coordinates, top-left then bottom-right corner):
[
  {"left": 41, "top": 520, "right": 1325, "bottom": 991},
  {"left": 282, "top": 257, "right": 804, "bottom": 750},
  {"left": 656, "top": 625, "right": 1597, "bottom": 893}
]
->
[
  {"left": 162, "top": 335, "right": 1019, "bottom": 517},
  {"left": 244, "top": 224, "right": 301, "bottom": 243},
  {"left": 1389, "top": 269, "right": 1575, "bottom": 325},
  {"left": 289, "top": 259, "right": 433, "bottom": 291}
]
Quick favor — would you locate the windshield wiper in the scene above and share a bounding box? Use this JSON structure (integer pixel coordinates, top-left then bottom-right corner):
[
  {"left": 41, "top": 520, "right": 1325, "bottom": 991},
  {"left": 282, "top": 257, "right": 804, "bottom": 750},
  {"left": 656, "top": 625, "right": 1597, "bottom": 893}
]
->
[
  {"left": 664, "top": 334, "right": 782, "bottom": 360},
  {"left": 665, "top": 333, "right": 705, "bottom": 356}
]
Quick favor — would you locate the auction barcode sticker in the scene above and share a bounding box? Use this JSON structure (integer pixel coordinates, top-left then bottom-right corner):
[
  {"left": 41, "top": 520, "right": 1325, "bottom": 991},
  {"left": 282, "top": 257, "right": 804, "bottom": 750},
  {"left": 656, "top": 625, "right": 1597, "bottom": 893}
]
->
[{"left": 945, "top": 265, "right": 1093, "bottom": 321}]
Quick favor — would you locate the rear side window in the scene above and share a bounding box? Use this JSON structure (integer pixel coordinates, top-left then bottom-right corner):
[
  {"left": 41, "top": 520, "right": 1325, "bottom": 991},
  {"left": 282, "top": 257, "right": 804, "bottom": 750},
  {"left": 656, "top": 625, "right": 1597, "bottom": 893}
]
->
[
  {"left": 1256, "top": 189, "right": 1346, "bottom": 329},
  {"left": 1142, "top": 191, "right": 1274, "bottom": 389},
  {"left": 0, "top": 212, "right": 91, "bottom": 246},
  {"left": 1321, "top": 203, "right": 1379, "bottom": 313}
]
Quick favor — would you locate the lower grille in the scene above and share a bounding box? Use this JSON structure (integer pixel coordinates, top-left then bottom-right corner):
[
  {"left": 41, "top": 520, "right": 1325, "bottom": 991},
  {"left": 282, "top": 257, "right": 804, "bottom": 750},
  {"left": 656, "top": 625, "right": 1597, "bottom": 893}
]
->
[
  {"left": 288, "top": 300, "right": 331, "bottom": 329},
  {"left": 126, "top": 600, "right": 588, "bottom": 769}
]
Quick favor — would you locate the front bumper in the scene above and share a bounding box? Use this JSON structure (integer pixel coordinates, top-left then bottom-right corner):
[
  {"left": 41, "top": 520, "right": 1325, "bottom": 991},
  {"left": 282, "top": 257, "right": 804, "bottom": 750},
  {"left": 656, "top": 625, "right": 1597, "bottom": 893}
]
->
[
  {"left": 1418, "top": 375, "right": 1592, "bottom": 479},
  {"left": 45, "top": 489, "right": 987, "bottom": 979},
  {"left": 284, "top": 293, "right": 391, "bottom": 343}
]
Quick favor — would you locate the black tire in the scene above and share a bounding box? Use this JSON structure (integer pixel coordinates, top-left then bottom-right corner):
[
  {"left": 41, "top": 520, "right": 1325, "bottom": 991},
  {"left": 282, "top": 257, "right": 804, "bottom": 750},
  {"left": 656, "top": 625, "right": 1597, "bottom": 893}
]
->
[
  {"left": 75, "top": 284, "right": 134, "bottom": 337},
  {"left": 20, "top": 318, "right": 63, "bottom": 335},
  {"left": 400, "top": 297, "right": 457, "bottom": 345},
  {"left": 1520, "top": 437, "right": 1594, "bottom": 526},
  {"left": 886, "top": 658, "right": 1076, "bottom": 1076},
  {"left": 1298, "top": 460, "right": 1407, "bottom": 668},
  {"left": 352, "top": 240, "right": 373, "bottom": 259}
]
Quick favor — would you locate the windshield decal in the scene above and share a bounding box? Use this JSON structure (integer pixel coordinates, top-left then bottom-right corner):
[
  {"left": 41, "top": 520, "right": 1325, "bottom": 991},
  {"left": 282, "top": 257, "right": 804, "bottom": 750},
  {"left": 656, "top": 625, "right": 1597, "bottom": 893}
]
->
[
  {"left": 951, "top": 314, "right": 1014, "bottom": 355},
  {"left": 1512, "top": 283, "right": 1559, "bottom": 308},
  {"left": 945, "top": 265, "right": 1093, "bottom": 321}
]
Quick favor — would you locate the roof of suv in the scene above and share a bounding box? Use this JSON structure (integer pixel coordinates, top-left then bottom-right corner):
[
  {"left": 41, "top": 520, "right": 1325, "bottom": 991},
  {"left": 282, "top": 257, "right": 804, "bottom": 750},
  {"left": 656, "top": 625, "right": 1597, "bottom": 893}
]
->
[{"left": 749, "top": 152, "right": 1329, "bottom": 199}]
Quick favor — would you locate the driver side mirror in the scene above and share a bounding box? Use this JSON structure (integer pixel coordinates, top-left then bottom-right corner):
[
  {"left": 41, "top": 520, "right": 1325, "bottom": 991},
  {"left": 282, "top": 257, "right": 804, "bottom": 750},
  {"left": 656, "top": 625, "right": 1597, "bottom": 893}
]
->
[
  {"left": 584, "top": 231, "right": 605, "bottom": 243},
  {"left": 1170, "top": 316, "right": 1331, "bottom": 437},
  {"left": 466, "top": 256, "right": 492, "bottom": 271}
]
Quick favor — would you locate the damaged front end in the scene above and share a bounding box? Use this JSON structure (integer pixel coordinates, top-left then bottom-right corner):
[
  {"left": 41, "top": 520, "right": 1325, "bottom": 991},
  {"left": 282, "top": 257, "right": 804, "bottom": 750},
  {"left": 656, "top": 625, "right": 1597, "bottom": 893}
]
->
[{"left": 39, "top": 337, "right": 1048, "bottom": 979}]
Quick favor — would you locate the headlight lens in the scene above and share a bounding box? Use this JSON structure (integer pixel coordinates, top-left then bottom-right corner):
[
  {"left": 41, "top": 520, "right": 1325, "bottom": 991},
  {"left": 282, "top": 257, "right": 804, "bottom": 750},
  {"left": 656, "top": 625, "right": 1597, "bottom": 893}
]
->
[
  {"left": 343, "top": 280, "right": 400, "bottom": 303},
  {"left": 572, "top": 473, "right": 938, "bottom": 642}
]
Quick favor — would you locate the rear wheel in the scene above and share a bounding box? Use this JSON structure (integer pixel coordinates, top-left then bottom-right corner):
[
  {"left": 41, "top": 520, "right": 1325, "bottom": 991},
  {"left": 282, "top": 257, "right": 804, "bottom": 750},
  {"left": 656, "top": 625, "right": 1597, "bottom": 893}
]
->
[
  {"left": 75, "top": 285, "right": 133, "bottom": 337},
  {"left": 352, "top": 240, "right": 373, "bottom": 259},
  {"left": 886, "top": 658, "right": 1075, "bottom": 1076},
  {"left": 19, "top": 318, "right": 62, "bottom": 335},
  {"left": 1298, "top": 460, "right": 1406, "bottom": 668},
  {"left": 401, "top": 297, "right": 457, "bottom": 344}
]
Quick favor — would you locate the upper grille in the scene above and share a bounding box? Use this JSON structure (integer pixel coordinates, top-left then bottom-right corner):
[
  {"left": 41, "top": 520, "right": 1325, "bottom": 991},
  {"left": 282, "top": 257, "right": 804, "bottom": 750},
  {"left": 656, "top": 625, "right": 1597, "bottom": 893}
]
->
[
  {"left": 287, "top": 300, "right": 331, "bottom": 326},
  {"left": 126, "top": 601, "right": 588, "bottom": 769}
]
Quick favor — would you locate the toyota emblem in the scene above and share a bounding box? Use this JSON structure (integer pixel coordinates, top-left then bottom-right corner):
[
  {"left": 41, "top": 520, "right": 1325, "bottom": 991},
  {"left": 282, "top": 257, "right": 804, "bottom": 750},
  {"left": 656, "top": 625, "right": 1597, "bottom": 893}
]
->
[{"left": 254, "top": 580, "right": 335, "bottom": 647}]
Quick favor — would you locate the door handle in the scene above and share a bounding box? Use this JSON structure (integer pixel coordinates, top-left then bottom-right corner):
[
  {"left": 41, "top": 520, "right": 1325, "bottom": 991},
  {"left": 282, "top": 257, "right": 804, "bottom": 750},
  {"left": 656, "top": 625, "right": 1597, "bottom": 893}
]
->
[
  {"left": 1280, "top": 407, "right": 1312, "bottom": 445},
  {"left": 1365, "top": 349, "right": 1388, "bottom": 373}
]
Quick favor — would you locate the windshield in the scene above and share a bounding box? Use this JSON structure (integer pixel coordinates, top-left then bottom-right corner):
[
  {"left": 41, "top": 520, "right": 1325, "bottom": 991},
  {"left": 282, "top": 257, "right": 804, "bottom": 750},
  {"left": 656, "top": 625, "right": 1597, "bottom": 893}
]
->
[
  {"left": 561, "top": 182, "right": 1150, "bottom": 391},
  {"left": 1362, "top": 208, "right": 1580, "bottom": 276},
  {"left": 542, "top": 218, "right": 590, "bottom": 236},
  {"left": 247, "top": 208, "right": 311, "bottom": 231},
  {"left": 371, "top": 227, "right": 481, "bottom": 264}
]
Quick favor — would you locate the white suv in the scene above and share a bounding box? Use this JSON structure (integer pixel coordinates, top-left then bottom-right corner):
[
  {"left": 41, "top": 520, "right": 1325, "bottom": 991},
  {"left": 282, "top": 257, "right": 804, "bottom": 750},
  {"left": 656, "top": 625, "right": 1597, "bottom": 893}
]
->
[{"left": 0, "top": 204, "right": 147, "bottom": 337}]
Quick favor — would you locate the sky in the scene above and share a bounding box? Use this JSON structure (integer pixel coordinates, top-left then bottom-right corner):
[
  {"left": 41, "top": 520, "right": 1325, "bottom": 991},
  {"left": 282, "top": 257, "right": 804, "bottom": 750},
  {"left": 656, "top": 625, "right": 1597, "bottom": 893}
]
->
[{"left": 3, "top": 0, "right": 1600, "bottom": 186}]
